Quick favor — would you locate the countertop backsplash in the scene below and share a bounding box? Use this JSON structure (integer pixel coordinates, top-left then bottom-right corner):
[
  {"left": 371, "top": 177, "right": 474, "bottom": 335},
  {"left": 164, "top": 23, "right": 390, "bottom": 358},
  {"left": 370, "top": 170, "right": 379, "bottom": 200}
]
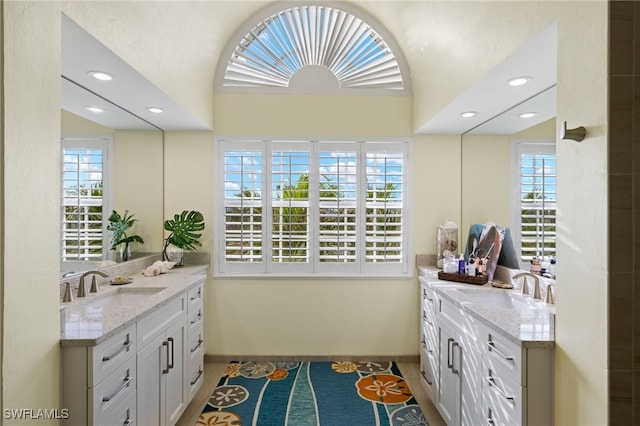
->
[{"left": 58, "top": 252, "right": 210, "bottom": 301}]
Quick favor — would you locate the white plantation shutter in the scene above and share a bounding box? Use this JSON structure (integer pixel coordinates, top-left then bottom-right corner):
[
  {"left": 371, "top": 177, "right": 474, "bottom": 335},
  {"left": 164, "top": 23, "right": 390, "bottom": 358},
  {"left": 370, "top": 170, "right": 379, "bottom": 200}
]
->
[
  {"left": 61, "top": 138, "right": 108, "bottom": 262},
  {"left": 222, "top": 143, "right": 265, "bottom": 272},
  {"left": 512, "top": 140, "right": 556, "bottom": 266},
  {"left": 271, "top": 143, "right": 311, "bottom": 273},
  {"left": 365, "top": 149, "right": 404, "bottom": 264},
  {"left": 216, "top": 139, "right": 410, "bottom": 276},
  {"left": 317, "top": 147, "right": 358, "bottom": 268},
  {"left": 223, "top": 5, "right": 405, "bottom": 91}
]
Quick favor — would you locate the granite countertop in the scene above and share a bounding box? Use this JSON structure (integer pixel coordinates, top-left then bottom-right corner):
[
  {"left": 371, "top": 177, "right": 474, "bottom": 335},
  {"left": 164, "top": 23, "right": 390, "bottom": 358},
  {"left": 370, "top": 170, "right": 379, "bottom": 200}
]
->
[
  {"left": 418, "top": 266, "right": 555, "bottom": 348},
  {"left": 60, "top": 264, "right": 207, "bottom": 346}
]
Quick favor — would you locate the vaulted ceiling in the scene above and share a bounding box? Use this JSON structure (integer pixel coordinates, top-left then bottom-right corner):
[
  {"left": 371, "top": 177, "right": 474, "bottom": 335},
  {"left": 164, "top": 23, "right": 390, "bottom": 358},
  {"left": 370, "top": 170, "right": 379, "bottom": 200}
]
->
[{"left": 60, "top": 1, "right": 558, "bottom": 134}]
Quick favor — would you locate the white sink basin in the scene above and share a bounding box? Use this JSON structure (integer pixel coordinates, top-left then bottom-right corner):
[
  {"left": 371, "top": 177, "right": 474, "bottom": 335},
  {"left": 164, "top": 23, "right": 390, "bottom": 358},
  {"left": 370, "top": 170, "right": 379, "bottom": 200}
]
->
[
  {"left": 81, "top": 287, "right": 166, "bottom": 309},
  {"left": 455, "top": 288, "right": 551, "bottom": 311}
]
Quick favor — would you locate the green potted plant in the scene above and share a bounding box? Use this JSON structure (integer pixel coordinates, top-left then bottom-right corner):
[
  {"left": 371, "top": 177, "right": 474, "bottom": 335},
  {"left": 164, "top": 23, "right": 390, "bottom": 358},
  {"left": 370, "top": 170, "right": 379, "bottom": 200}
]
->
[
  {"left": 162, "top": 210, "right": 205, "bottom": 266},
  {"left": 107, "top": 210, "right": 144, "bottom": 262}
]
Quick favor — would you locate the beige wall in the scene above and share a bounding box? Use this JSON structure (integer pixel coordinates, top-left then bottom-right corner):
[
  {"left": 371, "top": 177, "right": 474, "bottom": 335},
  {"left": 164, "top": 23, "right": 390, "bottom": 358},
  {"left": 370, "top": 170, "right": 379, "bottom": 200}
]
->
[
  {"left": 202, "top": 94, "right": 457, "bottom": 357},
  {"left": 2, "top": 2, "right": 61, "bottom": 424},
  {"left": 555, "top": 2, "right": 609, "bottom": 425},
  {"left": 113, "top": 130, "right": 165, "bottom": 252},
  {"left": 1, "top": 1, "right": 611, "bottom": 424}
]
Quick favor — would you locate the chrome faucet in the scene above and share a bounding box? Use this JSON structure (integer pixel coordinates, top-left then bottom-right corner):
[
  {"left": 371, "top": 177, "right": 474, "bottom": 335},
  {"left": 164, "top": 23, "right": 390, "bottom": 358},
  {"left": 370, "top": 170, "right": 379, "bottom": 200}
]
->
[
  {"left": 77, "top": 270, "right": 109, "bottom": 297},
  {"left": 513, "top": 272, "right": 541, "bottom": 300}
]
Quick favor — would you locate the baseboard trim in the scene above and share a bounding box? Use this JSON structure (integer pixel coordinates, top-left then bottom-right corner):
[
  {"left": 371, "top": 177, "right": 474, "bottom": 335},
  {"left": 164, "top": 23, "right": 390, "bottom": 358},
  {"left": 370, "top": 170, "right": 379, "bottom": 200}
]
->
[{"left": 205, "top": 354, "right": 419, "bottom": 363}]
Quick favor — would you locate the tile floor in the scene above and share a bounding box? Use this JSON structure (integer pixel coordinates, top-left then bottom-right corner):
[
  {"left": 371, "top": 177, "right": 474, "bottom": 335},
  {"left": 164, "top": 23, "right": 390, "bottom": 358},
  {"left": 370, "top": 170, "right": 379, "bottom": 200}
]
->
[{"left": 176, "top": 361, "right": 446, "bottom": 426}]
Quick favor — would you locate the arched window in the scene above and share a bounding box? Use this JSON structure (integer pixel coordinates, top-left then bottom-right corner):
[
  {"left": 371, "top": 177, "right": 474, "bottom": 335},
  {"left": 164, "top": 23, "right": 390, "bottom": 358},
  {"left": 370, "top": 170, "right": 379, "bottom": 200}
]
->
[{"left": 217, "top": 3, "right": 411, "bottom": 95}]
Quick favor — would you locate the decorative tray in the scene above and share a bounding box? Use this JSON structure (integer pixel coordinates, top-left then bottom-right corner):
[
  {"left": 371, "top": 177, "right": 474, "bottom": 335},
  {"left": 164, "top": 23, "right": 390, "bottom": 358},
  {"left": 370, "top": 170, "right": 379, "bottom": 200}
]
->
[{"left": 437, "top": 271, "right": 488, "bottom": 285}]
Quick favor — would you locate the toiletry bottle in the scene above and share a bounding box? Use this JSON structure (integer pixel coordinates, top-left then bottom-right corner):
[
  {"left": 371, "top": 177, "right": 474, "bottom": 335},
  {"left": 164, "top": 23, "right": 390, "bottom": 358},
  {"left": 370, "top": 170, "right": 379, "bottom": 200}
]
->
[
  {"left": 467, "top": 259, "right": 476, "bottom": 277},
  {"left": 549, "top": 257, "right": 556, "bottom": 279},
  {"left": 458, "top": 254, "right": 465, "bottom": 274}
]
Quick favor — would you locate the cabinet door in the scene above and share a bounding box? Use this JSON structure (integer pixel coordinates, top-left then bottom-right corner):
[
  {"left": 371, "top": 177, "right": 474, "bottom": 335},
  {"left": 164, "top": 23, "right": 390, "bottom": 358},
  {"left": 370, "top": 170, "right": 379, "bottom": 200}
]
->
[
  {"left": 137, "top": 334, "right": 165, "bottom": 426},
  {"left": 437, "top": 319, "right": 460, "bottom": 426},
  {"left": 165, "top": 317, "right": 188, "bottom": 425},
  {"left": 459, "top": 336, "right": 481, "bottom": 426}
]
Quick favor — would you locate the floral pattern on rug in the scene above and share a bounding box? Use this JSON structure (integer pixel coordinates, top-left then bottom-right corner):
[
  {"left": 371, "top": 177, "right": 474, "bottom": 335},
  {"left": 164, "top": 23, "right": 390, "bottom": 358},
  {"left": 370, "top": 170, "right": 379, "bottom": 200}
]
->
[
  {"left": 196, "top": 361, "right": 429, "bottom": 426},
  {"left": 356, "top": 373, "right": 413, "bottom": 404},
  {"left": 196, "top": 411, "right": 241, "bottom": 426}
]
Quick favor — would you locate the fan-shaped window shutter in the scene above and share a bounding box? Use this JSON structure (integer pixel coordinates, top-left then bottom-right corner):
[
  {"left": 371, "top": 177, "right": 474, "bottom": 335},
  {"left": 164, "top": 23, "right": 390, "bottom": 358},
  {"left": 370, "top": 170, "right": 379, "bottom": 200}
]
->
[{"left": 222, "top": 5, "right": 406, "bottom": 92}]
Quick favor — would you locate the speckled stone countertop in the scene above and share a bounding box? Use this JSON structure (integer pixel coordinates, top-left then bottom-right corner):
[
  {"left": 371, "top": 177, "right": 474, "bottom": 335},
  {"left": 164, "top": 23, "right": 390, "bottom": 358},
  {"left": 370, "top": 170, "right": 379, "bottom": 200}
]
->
[
  {"left": 60, "top": 264, "right": 207, "bottom": 347},
  {"left": 418, "top": 266, "right": 555, "bottom": 349}
]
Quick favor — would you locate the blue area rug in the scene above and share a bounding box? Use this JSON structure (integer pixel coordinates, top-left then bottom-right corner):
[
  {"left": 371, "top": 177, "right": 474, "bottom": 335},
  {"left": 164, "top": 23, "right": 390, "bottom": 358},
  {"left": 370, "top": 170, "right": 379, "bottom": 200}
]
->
[{"left": 196, "top": 361, "right": 428, "bottom": 426}]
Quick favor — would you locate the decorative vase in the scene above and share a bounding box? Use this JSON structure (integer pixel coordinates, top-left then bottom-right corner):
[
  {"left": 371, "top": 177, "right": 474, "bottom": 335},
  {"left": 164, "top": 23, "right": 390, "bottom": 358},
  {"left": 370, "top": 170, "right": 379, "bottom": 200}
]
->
[
  {"left": 119, "top": 244, "right": 131, "bottom": 262},
  {"left": 163, "top": 244, "right": 184, "bottom": 266}
]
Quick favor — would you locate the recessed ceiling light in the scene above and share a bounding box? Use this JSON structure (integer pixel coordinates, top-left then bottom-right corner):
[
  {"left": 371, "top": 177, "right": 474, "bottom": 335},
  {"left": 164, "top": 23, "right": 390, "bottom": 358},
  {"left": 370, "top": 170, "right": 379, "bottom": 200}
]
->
[
  {"left": 460, "top": 111, "right": 477, "bottom": 118},
  {"left": 88, "top": 71, "right": 113, "bottom": 81},
  {"left": 85, "top": 106, "right": 104, "bottom": 113},
  {"left": 508, "top": 76, "right": 532, "bottom": 87},
  {"left": 146, "top": 107, "right": 164, "bottom": 114},
  {"left": 519, "top": 112, "right": 537, "bottom": 118}
]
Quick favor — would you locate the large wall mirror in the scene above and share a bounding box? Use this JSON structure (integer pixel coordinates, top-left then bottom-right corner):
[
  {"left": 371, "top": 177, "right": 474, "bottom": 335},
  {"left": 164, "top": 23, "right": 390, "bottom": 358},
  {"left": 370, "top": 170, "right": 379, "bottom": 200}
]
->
[
  {"left": 461, "top": 86, "right": 557, "bottom": 271},
  {"left": 60, "top": 15, "right": 165, "bottom": 275}
]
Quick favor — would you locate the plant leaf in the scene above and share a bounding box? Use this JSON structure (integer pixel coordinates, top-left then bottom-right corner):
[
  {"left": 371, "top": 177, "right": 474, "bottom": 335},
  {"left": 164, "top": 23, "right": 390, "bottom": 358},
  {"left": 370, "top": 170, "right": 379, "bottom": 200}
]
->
[{"left": 164, "top": 210, "right": 205, "bottom": 251}]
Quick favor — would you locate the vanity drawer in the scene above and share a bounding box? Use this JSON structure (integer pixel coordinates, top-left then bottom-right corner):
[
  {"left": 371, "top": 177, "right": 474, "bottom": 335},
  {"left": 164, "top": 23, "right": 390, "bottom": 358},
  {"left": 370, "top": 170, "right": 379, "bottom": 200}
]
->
[
  {"left": 422, "top": 325, "right": 437, "bottom": 357},
  {"left": 188, "top": 283, "right": 204, "bottom": 310},
  {"left": 421, "top": 284, "right": 437, "bottom": 315},
  {"left": 90, "top": 354, "right": 136, "bottom": 425},
  {"left": 481, "top": 325, "right": 525, "bottom": 386},
  {"left": 482, "top": 361, "right": 523, "bottom": 426},
  {"left": 188, "top": 325, "right": 205, "bottom": 361},
  {"left": 89, "top": 324, "right": 136, "bottom": 387},
  {"left": 97, "top": 391, "right": 136, "bottom": 426},
  {"left": 419, "top": 348, "right": 436, "bottom": 399},
  {"left": 188, "top": 351, "right": 205, "bottom": 401},
  {"left": 188, "top": 303, "right": 204, "bottom": 331},
  {"left": 438, "top": 297, "right": 464, "bottom": 329}
]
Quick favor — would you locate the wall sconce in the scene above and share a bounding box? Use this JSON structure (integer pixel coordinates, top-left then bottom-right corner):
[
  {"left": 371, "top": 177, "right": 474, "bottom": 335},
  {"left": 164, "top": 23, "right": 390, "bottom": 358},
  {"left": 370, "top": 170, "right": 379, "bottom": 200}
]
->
[{"left": 562, "top": 121, "right": 586, "bottom": 142}]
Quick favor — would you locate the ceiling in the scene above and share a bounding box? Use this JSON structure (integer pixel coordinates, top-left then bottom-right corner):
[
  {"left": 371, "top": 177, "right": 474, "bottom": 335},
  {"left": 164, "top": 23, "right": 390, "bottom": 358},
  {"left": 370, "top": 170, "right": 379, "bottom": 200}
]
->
[
  {"left": 61, "top": 9, "right": 557, "bottom": 134},
  {"left": 61, "top": 14, "right": 210, "bottom": 131}
]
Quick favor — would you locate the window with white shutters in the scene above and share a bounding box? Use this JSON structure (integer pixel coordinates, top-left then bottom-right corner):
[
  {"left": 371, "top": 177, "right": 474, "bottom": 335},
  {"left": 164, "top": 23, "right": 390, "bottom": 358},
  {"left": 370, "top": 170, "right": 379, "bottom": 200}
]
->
[
  {"left": 511, "top": 140, "right": 556, "bottom": 266},
  {"left": 216, "top": 139, "right": 410, "bottom": 276},
  {"left": 61, "top": 138, "right": 109, "bottom": 262},
  {"left": 223, "top": 145, "right": 264, "bottom": 267}
]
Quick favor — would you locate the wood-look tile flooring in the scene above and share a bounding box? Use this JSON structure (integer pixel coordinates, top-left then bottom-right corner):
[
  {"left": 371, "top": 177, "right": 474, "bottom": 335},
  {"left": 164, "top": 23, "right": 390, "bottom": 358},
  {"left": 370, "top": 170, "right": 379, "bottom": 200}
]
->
[{"left": 176, "top": 362, "right": 446, "bottom": 426}]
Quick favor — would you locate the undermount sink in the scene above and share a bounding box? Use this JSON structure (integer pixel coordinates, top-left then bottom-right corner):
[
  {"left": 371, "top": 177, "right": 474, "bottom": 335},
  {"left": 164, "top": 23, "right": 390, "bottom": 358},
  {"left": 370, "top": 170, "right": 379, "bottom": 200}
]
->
[
  {"left": 454, "top": 288, "right": 551, "bottom": 311},
  {"left": 80, "top": 287, "right": 166, "bottom": 309}
]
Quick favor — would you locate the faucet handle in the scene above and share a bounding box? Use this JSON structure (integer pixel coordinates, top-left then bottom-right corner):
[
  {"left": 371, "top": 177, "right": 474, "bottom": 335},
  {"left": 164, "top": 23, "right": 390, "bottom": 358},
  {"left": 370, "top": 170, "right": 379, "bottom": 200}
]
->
[
  {"left": 62, "top": 282, "right": 74, "bottom": 303},
  {"left": 544, "top": 285, "right": 555, "bottom": 304},
  {"left": 77, "top": 277, "right": 87, "bottom": 298},
  {"left": 90, "top": 275, "right": 99, "bottom": 293},
  {"left": 520, "top": 277, "right": 529, "bottom": 295}
]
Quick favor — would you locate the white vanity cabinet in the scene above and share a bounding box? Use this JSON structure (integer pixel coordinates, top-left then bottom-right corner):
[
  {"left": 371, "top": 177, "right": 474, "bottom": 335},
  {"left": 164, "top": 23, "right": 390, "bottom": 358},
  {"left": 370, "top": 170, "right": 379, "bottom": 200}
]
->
[
  {"left": 419, "top": 283, "right": 438, "bottom": 401},
  {"left": 62, "top": 272, "right": 207, "bottom": 426},
  {"left": 479, "top": 324, "right": 553, "bottom": 426},
  {"left": 62, "top": 324, "right": 138, "bottom": 426},
  {"left": 418, "top": 273, "right": 553, "bottom": 426},
  {"left": 186, "top": 283, "right": 205, "bottom": 401}
]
